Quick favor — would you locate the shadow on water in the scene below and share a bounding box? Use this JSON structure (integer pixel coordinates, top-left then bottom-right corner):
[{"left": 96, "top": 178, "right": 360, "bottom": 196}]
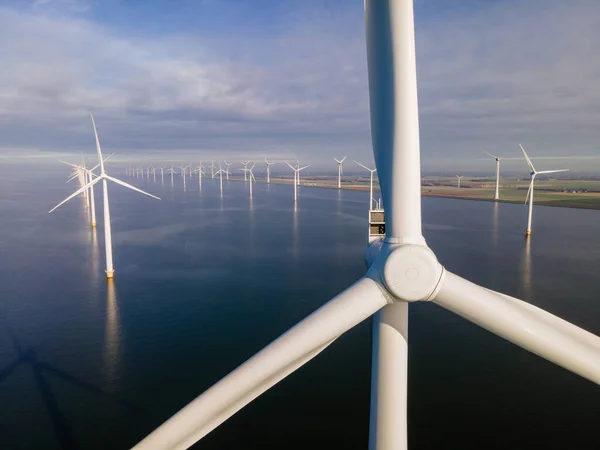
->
[{"left": 0, "top": 323, "right": 140, "bottom": 450}]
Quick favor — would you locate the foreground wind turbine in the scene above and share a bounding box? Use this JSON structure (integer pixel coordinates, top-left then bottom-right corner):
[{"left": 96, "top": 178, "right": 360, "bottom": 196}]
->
[
  {"left": 134, "top": 2, "right": 600, "bottom": 449},
  {"left": 334, "top": 156, "right": 347, "bottom": 189},
  {"left": 520, "top": 144, "right": 569, "bottom": 236},
  {"left": 354, "top": 160, "right": 377, "bottom": 210},
  {"left": 50, "top": 115, "right": 160, "bottom": 278},
  {"left": 484, "top": 152, "right": 502, "bottom": 200},
  {"left": 265, "top": 159, "right": 275, "bottom": 184},
  {"left": 456, "top": 175, "right": 464, "bottom": 188}
]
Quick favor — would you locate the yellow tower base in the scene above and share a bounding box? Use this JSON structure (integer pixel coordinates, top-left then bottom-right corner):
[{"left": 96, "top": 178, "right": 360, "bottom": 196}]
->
[{"left": 106, "top": 270, "right": 115, "bottom": 279}]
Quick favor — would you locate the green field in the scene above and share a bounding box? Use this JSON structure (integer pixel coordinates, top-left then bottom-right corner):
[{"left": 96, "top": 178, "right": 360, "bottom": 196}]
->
[{"left": 236, "top": 174, "right": 600, "bottom": 210}]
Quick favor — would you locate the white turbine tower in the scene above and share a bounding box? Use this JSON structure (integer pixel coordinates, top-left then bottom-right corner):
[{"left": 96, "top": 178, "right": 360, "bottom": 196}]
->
[
  {"left": 211, "top": 160, "right": 216, "bottom": 179},
  {"left": 484, "top": 152, "right": 502, "bottom": 200},
  {"left": 224, "top": 161, "right": 232, "bottom": 180},
  {"left": 354, "top": 160, "right": 377, "bottom": 210},
  {"left": 160, "top": 167, "right": 165, "bottom": 184},
  {"left": 133, "top": 2, "right": 600, "bottom": 449},
  {"left": 265, "top": 159, "right": 275, "bottom": 184},
  {"left": 215, "top": 162, "right": 228, "bottom": 195},
  {"left": 456, "top": 175, "right": 464, "bottom": 188},
  {"left": 285, "top": 161, "right": 309, "bottom": 203},
  {"left": 49, "top": 115, "right": 160, "bottom": 279},
  {"left": 194, "top": 162, "right": 205, "bottom": 189},
  {"left": 334, "top": 156, "right": 346, "bottom": 189},
  {"left": 180, "top": 165, "right": 190, "bottom": 190},
  {"left": 520, "top": 144, "right": 569, "bottom": 236},
  {"left": 242, "top": 163, "right": 256, "bottom": 198},
  {"left": 240, "top": 161, "right": 249, "bottom": 181}
]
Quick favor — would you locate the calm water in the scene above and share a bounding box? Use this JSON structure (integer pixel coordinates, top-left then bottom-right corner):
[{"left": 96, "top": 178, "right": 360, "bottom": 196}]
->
[{"left": 0, "top": 164, "right": 599, "bottom": 450}]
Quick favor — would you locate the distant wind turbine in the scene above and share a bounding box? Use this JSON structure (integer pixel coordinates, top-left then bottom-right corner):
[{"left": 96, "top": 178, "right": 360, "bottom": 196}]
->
[
  {"left": 265, "top": 159, "right": 275, "bottom": 184},
  {"left": 334, "top": 156, "right": 346, "bottom": 189},
  {"left": 240, "top": 161, "right": 250, "bottom": 181},
  {"left": 456, "top": 175, "right": 464, "bottom": 188},
  {"left": 285, "top": 161, "right": 309, "bottom": 202},
  {"left": 194, "top": 162, "right": 205, "bottom": 189},
  {"left": 49, "top": 114, "right": 160, "bottom": 278},
  {"left": 224, "top": 161, "right": 232, "bottom": 180},
  {"left": 484, "top": 152, "right": 502, "bottom": 200},
  {"left": 520, "top": 144, "right": 569, "bottom": 236},
  {"left": 354, "top": 160, "right": 377, "bottom": 210}
]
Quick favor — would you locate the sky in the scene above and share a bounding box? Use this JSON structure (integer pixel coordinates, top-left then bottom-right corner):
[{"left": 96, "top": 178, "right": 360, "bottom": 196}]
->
[{"left": 2, "top": 0, "right": 600, "bottom": 173}]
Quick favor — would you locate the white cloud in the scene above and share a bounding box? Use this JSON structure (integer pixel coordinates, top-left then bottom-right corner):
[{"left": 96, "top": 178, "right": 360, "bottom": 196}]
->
[{"left": 1, "top": 0, "right": 600, "bottom": 172}]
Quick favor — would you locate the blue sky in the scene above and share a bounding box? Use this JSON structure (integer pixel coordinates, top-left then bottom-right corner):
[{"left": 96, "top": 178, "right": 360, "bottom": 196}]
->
[{"left": 2, "top": 0, "right": 600, "bottom": 172}]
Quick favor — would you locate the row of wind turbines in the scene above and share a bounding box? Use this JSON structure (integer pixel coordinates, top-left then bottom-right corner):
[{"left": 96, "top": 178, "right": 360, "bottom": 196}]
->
[
  {"left": 464, "top": 146, "right": 569, "bottom": 235},
  {"left": 132, "top": 2, "right": 600, "bottom": 449}
]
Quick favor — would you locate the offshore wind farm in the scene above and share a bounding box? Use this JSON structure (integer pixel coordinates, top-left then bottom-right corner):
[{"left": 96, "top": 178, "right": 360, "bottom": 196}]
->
[{"left": 1, "top": 1, "right": 600, "bottom": 450}]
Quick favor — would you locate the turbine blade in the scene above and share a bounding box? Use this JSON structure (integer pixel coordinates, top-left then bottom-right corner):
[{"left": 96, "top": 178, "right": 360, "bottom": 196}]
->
[
  {"left": 49, "top": 176, "right": 103, "bottom": 213},
  {"left": 105, "top": 175, "right": 161, "bottom": 200},
  {"left": 59, "top": 160, "right": 80, "bottom": 169},
  {"left": 341, "top": 156, "right": 347, "bottom": 162},
  {"left": 519, "top": 144, "right": 536, "bottom": 173},
  {"left": 353, "top": 160, "right": 370, "bottom": 171},
  {"left": 285, "top": 161, "right": 295, "bottom": 170},
  {"left": 299, "top": 165, "right": 310, "bottom": 171},
  {"left": 90, "top": 114, "right": 105, "bottom": 174},
  {"left": 483, "top": 151, "right": 498, "bottom": 159},
  {"left": 132, "top": 278, "right": 388, "bottom": 450},
  {"left": 525, "top": 180, "right": 533, "bottom": 205},
  {"left": 536, "top": 169, "right": 570, "bottom": 175},
  {"left": 433, "top": 271, "right": 600, "bottom": 384}
]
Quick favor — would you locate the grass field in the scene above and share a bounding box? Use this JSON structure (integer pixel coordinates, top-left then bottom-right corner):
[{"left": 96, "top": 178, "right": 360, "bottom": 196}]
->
[{"left": 238, "top": 174, "right": 600, "bottom": 210}]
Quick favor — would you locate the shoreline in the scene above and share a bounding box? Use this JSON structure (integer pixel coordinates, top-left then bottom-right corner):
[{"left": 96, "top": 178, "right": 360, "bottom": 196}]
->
[{"left": 241, "top": 177, "right": 600, "bottom": 212}]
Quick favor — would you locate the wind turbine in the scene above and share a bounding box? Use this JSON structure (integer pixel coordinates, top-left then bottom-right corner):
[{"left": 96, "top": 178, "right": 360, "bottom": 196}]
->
[
  {"left": 49, "top": 114, "right": 160, "bottom": 279},
  {"left": 167, "top": 165, "right": 176, "bottom": 186},
  {"left": 61, "top": 161, "right": 97, "bottom": 227},
  {"left": 133, "top": 2, "right": 600, "bottom": 449},
  {"left": 180, "top": 165, "right": 190, "bottom": 190},
  {"left": 265, "top": 159, "right": 275, "bottom": 184},
  {"left": 241, "top": 164, "right": 257, "bottom": 198},
  {"left": 215, "top": 162, "right": 229, "bottom": 196},
  {"left": 160, "top": 167, "right": 165, "bottom": 184},
  {"left": 61, "top": 154, "right": 113, "bottom": 228},
  {"left": 240, "top": 161, "right": 250, "bottom": 181},
  {"left": 285, "top": 161, "right": 309, "bottom": 203},
  {"left": 334, "top": 156, "right": 346, "bottom": 189},
  {"left": 484, "top": 152, "right": 502, "bottom": 200},
  {"left": 194, "top": 162, "right": 205, "bottom": 190},
  {"left": 354, "top": 160, "right": 377, "bottom": 210},
  {"left": 222, "top": 161, "right": 232, "bottom": 180},
  {"left": 520, "top": 144, "right": 569, "bottom": 236},
  {"left": 210, "top": 160, "right": 216, "bottom": 179},
  {"left": 456, "top": 175, "right": 464, "bottom": 188}
]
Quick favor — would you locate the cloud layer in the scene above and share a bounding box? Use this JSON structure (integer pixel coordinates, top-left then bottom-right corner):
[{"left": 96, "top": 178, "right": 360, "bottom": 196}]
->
[{"left": 1, "top": 0, "right": 600, "bottom": 171}]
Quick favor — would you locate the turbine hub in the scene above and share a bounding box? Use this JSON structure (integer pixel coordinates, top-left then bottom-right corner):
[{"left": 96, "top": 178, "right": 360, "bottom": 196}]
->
[{"left": 371, "top": 244, "right": 444, "bottom": 302}]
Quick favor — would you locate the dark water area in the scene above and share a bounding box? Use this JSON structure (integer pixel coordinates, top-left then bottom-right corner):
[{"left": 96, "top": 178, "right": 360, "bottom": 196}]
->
[{"left": 0, "top": 164, "right": 598, "bottom": 450}]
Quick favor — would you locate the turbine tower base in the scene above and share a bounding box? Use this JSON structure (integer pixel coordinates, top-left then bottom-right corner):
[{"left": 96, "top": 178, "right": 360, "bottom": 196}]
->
[
  {"left": 106, "top": 270, "right": 115, "bottom": 279},
  {"left": 91, "top": 222, "right": 96, "bottom": 227},
  {"left": 525, "top": 229, "right": 531, "bottom": 236}
]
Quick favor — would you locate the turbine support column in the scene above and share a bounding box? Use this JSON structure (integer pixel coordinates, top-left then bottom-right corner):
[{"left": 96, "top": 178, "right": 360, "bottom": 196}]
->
[
  {"left": 103, "top": 178, "right": 115, "bottom": 278},
  {"left": 526, "top": 180, "right": 534, "bottom": 236},
  {"left": 89, "top": 172, "right": 97, "bottom": 227},
  {"left": 494, "top": 160, "right": 500, "bottom": 201},
  {"left": 369, "top": 302, "right": 408, "bottom": 450}
]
